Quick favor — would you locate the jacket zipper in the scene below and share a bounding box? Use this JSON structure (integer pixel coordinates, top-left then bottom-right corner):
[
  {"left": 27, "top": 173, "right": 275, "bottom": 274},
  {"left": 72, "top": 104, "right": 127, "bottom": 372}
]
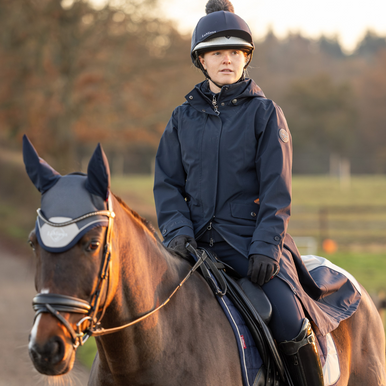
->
[
  {"left": 207, "top": 221, "right": 214, "bottom": 247},
  {"left": 195, "top": 216, "right": 216, "bottom": 240},
  {"left": 212, "top": 95, "right": 220, "bottom": 115}
]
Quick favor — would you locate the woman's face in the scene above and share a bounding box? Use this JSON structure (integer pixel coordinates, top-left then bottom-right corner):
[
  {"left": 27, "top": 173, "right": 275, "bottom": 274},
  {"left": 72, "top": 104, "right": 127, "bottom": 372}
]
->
[{"left": 199, "top": 49, "right": 249, "bottom": 91}]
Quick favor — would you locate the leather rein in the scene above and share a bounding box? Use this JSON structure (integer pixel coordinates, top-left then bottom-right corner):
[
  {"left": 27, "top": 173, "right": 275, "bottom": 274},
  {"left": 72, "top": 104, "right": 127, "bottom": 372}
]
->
[{"left": 32, "top": 195, "right": 208, "bottom": 349}]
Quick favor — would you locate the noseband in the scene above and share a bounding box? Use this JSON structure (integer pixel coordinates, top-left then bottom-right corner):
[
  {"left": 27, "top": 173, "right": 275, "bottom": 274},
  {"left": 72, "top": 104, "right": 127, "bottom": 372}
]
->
[{"left": 32, "top": 195, "right": 208, "bottom": 349}]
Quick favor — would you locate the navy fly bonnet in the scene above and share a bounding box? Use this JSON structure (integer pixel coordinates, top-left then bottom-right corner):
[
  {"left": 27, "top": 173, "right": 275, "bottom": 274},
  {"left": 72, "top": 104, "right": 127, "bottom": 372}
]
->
[{"left": 23, "top": 135, "right": 111, "bottom": 253}]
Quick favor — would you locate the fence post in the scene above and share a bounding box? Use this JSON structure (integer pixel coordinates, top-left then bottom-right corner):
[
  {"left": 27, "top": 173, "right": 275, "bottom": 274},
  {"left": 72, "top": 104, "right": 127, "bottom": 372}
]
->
[{"left": 319, "top": 207, "right": 329, "bottom": 250}]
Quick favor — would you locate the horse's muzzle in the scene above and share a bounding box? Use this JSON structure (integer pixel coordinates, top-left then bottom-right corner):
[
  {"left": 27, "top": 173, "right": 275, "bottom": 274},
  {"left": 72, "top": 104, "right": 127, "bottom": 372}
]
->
[
  {"left": 29, "top": 336, "right": 65, "bottom": 374},
  {"left": 28, "top": 314, "right": 76, "bottom": 375}
]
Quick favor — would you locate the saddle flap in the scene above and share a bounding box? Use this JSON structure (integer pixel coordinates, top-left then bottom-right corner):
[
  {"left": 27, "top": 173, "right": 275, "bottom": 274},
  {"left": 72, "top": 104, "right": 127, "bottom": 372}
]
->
[{"left": 237, "top": 278, "right": 272, "bottom": 325}]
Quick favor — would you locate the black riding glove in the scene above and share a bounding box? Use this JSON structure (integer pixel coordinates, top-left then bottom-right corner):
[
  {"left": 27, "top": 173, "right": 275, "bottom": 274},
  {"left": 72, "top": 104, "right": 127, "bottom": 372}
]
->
[
  {"left": 169, "top": 235, "right": 197, "bottom": 259},
  {"left": 248, "top": 254, "right": 280, "bottom": 286}
]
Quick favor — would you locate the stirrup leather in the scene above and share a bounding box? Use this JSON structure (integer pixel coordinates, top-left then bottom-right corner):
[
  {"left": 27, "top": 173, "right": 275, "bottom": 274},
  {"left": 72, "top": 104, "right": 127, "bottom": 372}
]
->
[{"left": 279, "top": 318, "right": 324, "bottom": 386}]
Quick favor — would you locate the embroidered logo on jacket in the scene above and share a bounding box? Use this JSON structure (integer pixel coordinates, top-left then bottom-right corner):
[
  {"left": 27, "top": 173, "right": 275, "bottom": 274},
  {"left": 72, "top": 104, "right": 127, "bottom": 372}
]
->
[{"left": 279, "top": 129, "right": 289, "bottom": 143}]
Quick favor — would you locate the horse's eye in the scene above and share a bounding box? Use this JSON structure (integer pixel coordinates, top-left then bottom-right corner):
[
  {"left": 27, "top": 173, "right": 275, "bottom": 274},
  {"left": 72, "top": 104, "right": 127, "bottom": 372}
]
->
[
  {"left": 28, "top": 240, "right": 35, "bottom": 251},
  {"left": 88, "top": 241, "right": 100, "bottom": 251}
]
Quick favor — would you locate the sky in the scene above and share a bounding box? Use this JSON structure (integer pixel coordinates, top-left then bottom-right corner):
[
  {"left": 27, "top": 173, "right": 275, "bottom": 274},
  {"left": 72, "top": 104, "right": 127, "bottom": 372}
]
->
[{"left": 160, "top": 0, "right": 386, "bottom": 53}]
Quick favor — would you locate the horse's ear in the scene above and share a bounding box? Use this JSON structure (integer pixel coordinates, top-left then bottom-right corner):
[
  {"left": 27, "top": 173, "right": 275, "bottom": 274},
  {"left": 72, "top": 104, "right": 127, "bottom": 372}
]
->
[
  {"left": 22, "top": 135, "right": 61, "bottom": 193},
  {"left": 86, "top": 143, "right": 110, "bottom": 200}
]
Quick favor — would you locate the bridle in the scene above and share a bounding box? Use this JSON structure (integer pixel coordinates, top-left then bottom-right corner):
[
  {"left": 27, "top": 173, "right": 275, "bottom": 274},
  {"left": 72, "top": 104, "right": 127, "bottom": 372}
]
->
[
  {"left": 33, "top": 194, "right": 115, "bottom": 348},
  {"left": 32, "top": 194, "right": 208, "bottom": 349}
]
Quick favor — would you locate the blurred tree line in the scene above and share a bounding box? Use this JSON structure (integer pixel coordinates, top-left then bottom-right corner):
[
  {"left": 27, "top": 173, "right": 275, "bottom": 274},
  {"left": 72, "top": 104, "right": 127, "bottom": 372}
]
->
[
  {"left": 249, "top": 30, "right": 386, "bottom": 174},
  {"left": 1, "top": 0, "right": 386, "bottom": 175}
]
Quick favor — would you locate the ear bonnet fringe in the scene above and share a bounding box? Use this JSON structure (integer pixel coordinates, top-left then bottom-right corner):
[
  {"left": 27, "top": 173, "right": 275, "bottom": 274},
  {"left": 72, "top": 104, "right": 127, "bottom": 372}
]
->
[{"left": 205, "top": 0, "right": 234, "bottom": 14}]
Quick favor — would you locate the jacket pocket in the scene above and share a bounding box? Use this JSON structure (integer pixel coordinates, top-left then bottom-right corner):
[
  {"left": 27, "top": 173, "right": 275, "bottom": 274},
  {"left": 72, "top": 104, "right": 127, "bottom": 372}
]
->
[{"left": 230, "top": 202, "right": 259, "bottom": 221}]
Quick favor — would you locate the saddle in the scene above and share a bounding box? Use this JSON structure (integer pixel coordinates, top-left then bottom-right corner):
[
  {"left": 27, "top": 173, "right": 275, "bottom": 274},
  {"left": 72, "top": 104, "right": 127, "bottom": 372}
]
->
[
  {"left": 187, "top": 245, "right": 292, "bottom": 386},
  {"left": 187, "top": 246, "right": 342, "bottom": 386}
]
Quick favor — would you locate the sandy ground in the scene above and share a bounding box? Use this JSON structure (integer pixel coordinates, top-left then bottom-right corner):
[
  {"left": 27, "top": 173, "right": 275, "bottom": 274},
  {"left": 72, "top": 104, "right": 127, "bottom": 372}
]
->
[{"left": 0, "top": 242, "right": 90, "bottom": 385}]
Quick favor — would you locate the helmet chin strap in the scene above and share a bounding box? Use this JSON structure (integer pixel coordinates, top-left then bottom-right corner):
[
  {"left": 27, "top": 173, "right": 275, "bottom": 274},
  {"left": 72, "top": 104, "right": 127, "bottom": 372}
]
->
[{"left": 207, "top": 77, "right": 223, "bottom": 91}]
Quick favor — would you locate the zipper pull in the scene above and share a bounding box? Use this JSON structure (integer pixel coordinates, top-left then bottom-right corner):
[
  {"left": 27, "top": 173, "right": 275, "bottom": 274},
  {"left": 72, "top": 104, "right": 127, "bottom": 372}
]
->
[
  {"left": 212, "top": 95, "right": 220, "bottom": 115},
  {"left": 207, "top": 222, "right": 212, "bottom": 230},
  {"left": 209, "top": 238, "right": 214, "bottom": 247}
]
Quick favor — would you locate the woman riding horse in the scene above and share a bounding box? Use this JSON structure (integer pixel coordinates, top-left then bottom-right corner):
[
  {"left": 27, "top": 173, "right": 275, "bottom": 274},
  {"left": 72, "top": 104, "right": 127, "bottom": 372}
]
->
[
  {"left": 153, "top": 1, "right": 361, "bottom": 385},
  {"left": 24, "top": 137, "right": 385, "bottom": 385}
]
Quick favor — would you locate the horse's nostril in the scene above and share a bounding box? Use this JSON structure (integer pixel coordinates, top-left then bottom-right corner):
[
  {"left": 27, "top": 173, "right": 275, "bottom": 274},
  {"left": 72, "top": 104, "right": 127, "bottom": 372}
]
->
[
  {"left": 51, "top": 338, "right": 61, "bottom": 356},
  {"left": 30, "top": 336, "right": 65, "bottom": 366},
  {"left": 49, "top": 337, "right": 65, "bottom": 364},
  {"left": 30, "top": 347, "right": 39, "bottom": 362}
]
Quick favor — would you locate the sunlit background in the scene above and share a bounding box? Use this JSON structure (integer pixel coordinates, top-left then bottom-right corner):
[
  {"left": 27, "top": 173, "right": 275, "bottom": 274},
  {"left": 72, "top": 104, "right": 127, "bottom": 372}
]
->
[
  {"left": 88, "top": 0, "right": 386, "bottom": 52},
  {"left": 164, "top": 0, "right": 386, "bottom": 53},
  {"left": 1, "top": 0, "right": 386, "bottom": 268},
  {"left": 1, "top": 0, "right": 386, "bottom": 257},
  {"left": 0, "top": 1, "right": 385, "bottom": 382}
]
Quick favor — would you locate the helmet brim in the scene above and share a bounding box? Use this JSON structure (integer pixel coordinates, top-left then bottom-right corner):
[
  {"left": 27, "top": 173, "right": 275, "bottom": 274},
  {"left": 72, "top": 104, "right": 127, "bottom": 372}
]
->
[{"left": 193, "top": 35, "right": 253, "bottom": 55}]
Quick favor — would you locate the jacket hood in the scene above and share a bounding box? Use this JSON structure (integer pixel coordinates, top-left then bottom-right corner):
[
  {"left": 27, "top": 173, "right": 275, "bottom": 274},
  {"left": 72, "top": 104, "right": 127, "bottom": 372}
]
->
[
  {"left": 185, "top": 78, "right": 266, "bottom": 115},
  {"left": 201, "top": 78, "right": 265, "bottom": 97}
]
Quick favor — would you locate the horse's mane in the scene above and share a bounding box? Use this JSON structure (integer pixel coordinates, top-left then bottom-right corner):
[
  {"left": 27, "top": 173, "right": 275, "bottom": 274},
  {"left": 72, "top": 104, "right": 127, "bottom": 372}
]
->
[
  {"left": 112, "top": 194, "right": 185, "bottom": 259},
  {"left": 112, "top": 194, "right": 184, "bottom": 258},
  {"left": 113, "top": 194, "right": 157, "bottom": 236}
]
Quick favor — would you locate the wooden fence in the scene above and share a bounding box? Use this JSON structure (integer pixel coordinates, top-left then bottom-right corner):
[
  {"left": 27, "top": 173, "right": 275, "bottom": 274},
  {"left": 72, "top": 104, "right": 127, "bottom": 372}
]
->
[{"left": 288, "top": 205, "right": 386, "bottom": 253}]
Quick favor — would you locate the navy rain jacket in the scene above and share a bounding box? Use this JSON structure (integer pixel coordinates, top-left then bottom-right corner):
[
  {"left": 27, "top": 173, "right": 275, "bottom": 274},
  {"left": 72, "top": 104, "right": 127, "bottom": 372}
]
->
[
  {"left": 154, "top": 79, "right": 361, "bottom": 335},
  {"left": 154, "top": 78, "right": 291, "bottom": 261}
]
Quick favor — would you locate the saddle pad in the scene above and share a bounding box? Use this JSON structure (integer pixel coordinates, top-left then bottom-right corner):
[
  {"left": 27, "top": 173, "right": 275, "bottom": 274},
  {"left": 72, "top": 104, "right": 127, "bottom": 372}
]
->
[
  {"left": 323, "top": 333, "right": 340, "bottom": 386},
  {"left": 301, "top": 254, "right": 361, "bottom": 295},
  {"left": 191, "top": 252, "right": 263, "bottom": 386},
  {"left": 314, "top": 331, "right": 340, "bottom": 386},
  {"left": 302, "top": 255, "right": 344, "bottom": 386},
  {"left": 217, "top": 292, "right": 264, "bottom": 386}
]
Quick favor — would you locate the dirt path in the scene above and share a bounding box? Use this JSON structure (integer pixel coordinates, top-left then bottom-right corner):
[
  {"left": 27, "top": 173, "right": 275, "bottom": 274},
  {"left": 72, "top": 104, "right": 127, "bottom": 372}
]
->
[{"left": 0, "top": 242, "right": 90, "bottom": 385}]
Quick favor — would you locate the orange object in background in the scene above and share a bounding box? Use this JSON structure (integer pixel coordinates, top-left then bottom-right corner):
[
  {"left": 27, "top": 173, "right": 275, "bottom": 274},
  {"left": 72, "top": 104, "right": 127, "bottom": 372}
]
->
[{"left": 322, "top": 239, "right": 338, "bottom": 254}]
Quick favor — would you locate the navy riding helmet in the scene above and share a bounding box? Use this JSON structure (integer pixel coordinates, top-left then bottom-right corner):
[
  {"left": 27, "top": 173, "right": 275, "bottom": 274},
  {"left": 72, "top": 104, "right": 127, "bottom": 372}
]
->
[{"left": 190, "top": 0, "right": 255, "bottom": 69}]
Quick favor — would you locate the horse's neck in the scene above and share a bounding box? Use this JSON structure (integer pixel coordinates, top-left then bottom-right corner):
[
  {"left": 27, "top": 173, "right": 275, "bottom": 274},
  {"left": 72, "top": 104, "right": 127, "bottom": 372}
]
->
[
  {"left": 108, "top": 202, "right": 174, "bottom": 319},
  {"left": 96, "top": 201, "right": 186, "bottom": 378}
]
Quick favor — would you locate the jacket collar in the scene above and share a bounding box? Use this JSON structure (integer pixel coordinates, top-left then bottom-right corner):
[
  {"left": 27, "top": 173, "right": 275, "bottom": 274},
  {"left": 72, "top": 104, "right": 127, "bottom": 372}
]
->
[{"left": 185, "top": 79, "right": 266, "bottom": 115}]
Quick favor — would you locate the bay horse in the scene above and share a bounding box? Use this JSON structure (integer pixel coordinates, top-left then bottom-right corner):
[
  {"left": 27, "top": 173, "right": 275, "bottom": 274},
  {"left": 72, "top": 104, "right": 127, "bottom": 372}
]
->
[{"left": 24, "top": 136, "right": 385, "bottom": 386}]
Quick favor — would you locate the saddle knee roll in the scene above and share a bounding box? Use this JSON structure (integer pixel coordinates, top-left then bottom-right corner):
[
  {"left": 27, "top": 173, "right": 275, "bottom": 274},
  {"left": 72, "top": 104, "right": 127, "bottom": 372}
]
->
[{"left": 238, "top": 278, "right": 272, "bottom": 324}]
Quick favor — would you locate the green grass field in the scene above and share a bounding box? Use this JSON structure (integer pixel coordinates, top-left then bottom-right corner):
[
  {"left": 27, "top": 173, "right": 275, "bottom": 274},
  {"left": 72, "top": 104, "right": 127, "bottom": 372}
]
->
[
  {"left": 111, "top": 173, "right": 386, "bottom": 213},
  {"left": 111, "top": 173, "right": 386, "bottom": 250},
  {"left": 111, "top": 173, "right": 386, "bottom": 287}
]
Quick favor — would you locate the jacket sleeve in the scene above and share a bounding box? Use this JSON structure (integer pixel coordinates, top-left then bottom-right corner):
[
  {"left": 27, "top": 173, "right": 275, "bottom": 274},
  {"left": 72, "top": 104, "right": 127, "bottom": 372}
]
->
[
  {"left": 153, "top": 108, "right": 195, "bottom": 246},
  {"left": 249, "top": 102, "right": 292, "bottom": 262}
]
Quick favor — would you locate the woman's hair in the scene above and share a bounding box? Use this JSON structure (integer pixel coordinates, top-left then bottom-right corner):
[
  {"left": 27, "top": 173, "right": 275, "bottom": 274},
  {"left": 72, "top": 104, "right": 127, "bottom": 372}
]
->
[{"left": 205, "top": 0, "right": 234, "bottom": 14}]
